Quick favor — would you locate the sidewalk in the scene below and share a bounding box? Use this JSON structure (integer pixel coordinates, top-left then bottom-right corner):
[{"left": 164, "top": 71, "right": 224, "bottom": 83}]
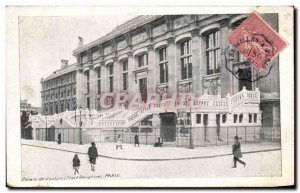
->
[{"left": 21, "top": 139, "right": 281, "bottom": 161}]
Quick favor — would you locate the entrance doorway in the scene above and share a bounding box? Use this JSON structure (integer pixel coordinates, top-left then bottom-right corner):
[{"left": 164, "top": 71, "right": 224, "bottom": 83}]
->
[
  {"left": 139, "top": 78, "right": 147, "bottom": 102},
  {"left": 238, "top": 67, "right": 252, "bottom": 91},
  {"left": 47, "top": 126, "right": 56, "bottom": 141},
  {"left": 160, "top": 112, "right": 176, "bottom": 142}
]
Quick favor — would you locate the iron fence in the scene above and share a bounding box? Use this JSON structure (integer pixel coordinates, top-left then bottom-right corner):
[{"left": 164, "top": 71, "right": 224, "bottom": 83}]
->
[{"left": 34, "top": 126, "right": 280, "bottom": 147}]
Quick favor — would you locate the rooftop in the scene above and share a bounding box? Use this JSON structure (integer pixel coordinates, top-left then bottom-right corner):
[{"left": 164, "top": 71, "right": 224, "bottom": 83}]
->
[
  {"left": 72, "top": 15, "right": 163, "bottom": 55},
  {"left": 42, "top": 62, "right": 78, "bottom": 82}
]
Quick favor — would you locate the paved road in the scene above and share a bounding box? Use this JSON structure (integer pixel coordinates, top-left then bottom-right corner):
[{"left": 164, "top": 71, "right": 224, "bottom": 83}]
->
[{"left": 22, "top": 145, "right": 281, "bottom": 179}]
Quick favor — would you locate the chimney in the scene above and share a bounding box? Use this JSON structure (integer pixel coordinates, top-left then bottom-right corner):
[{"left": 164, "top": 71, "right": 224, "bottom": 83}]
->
[
  {"left": 78, "top": 36, "right": 83, "bottom": 47},
  {"left": 61, "top": 59, "right": 68, "bottom": 68}
]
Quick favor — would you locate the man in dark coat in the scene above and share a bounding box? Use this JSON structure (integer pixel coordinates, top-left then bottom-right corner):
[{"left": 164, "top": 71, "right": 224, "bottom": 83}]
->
[
  {"left": 134, "top": 135, "right": 139, "bottom": 147},
  {"left": 232, "top": 136, "right": 246, "bottom": 168},
  {"left": 88, "top": 142, "right": 99, "bottom": 172},
  {"left": 57, "top": 132, "right": 62, "bottom": 145}
]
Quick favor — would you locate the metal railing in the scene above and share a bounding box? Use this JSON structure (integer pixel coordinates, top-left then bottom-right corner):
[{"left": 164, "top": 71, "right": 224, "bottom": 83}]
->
[{"left": 33, "top": 126, "right": 280, "bottom": 147}]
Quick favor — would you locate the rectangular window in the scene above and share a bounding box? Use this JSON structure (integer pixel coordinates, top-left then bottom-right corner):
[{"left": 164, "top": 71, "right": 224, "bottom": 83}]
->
[
  {"left": 87, "top": 82, "right": 90, "bottom": 94},
  {"left": 249, "top": 114, "right": 252, "bottom": 123},
  {"left": 234, "top": 114, "right": 237, "bottom": 123},
  {"left": 67, "top": 90, "right": 69, "bottom": 97},
  {"left": 97, "top": 79, "right": 101, "bottom": 94},
  {"left": 85, "top": 71, "right": 90, "bottom": 81},
  {"left": 239, "top": 114, "right": 243, "bottom": 123},
  {"left": 254, "top": 114, "right": 257, "bottom": 123},
  {"left": 159, "top": 47, "right": 168, "bottom": 83},
  {"left": 73, "top": 88, "right": 76, "bottom": 95},
  {"left": 138, "top": 53, "right": 148, "bottom": 67},
  {"left": 95, "top": 67, "right": 101, "bottom": 94},
  {"left": 60, "top": 102, "right": 64, "bottom": 112},
  {"left": 206, "top": 31, "right": 220, "bottom": 75},
  {"left": 123, "top": 60, "right": 128, "bottom": 71},
  {"left": 109, "top": 64, "right": 114, "bottom": 75},
  {"left": 82, "top": 52, "right": 88, "bottom": 63},
  {"left": 87, "top": 97, "right": 90, "bottom": 109},
  {"left": 66, "top": 102, "right": 70, "bottom": 111},
  {"left": 97, "top": 67, "right": 101, "bottom": 78},
  {"left": 180, "top": 40, "right": 192, "bottom": 80},
  {"left": 196, "top": 114, "right": 201, "bottom": 124},
  {"left": 109, "top": 77, "right": 113, "bottom": 92},
  {"left": 222, "top": 114, "right": 227, "bottom": 123}
]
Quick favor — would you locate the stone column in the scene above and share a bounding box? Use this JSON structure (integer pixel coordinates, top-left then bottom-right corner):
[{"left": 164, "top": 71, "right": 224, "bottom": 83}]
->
[
  {"left": 220, "top": 22, "right": 232, "bottom": 97},
  {"left": 89, "top": 66, "right": 96, "bottom": 110},
  {"left": 113, "top": 57, "right": 119, "bottom": 94},
  {"left": 127, "top": 52, "right": 136, "bottom": 102},
  {"left": 191, "top": 29, "right": 202, "bottom": 97},
  {"left": 167, "top": 37, "right": 177, "bottom": 97},
  {"left": 101, "top": 62, "right": 107, "bottom": 94},
  {"left": 76, "top": 70, "right": 85, "bottom": 107},
  {"left": 147, "top": 44, "right": 155, "bottom": 94}
]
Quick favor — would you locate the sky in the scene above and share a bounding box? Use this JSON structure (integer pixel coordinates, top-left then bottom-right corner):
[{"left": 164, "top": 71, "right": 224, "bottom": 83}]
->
[{"left": 19, "top": 15, "right": 135, "bottom": 107}]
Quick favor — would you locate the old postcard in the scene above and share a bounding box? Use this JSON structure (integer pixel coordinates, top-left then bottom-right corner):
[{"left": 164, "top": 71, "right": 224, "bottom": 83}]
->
[{"left": 6, "top": 6, "right": 294, "bottom": 187}]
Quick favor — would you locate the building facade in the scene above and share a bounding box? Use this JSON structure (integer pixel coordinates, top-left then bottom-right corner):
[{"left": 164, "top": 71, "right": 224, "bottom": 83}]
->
[
  {"left": 41, "top": 60, "right": 78, "bottom": 115},
  {"left": 41, "top": 14, "right": 280, "bottom": 128}
]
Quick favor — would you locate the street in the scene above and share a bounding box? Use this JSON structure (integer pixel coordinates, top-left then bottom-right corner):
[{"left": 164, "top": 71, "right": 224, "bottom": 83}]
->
[{"left": 21, "top": 143, "right": 281, "bottom": 179}]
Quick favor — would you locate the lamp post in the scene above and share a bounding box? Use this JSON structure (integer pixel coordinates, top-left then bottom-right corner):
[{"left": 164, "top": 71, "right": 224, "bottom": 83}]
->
[
  {"left": 74, "top": 104, "right": 77, "bottom": 127},
  {"left": 188, "top": 97, "right": 194, "bottom": 149},
  {"left": 44, "top": 111, "right": 48, "bottom": 141},
  {"left": 78, "top": 105, "right": 83, "bottom": 145}
]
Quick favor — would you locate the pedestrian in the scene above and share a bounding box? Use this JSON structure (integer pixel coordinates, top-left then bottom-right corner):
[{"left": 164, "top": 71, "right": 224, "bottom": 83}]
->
[
  {"left": 116, "top": 135, "right": 123, "bottom": 150},
  {"left": 154, "top": 137, "right": 163, "bottom": 147},
  {"left": 232, "top": 136, "right": 246, "bottom": 168},
  {"left": 134, "top": 135, "right": 139, "bottom": 147},
  {"left": 72, "top": 154, "right": 80, "bottom": 175},
  {"left": 88, "top": 142, "right": 99, "bottom": 172},
  {"left": 57, "top": 132, "right": 62, "bottom": 145}
]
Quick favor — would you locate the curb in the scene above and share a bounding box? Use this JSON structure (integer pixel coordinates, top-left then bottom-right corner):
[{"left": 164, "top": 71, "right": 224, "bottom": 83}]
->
[{"left": 21, "top": 143, "right": 281, "bottom": 162}]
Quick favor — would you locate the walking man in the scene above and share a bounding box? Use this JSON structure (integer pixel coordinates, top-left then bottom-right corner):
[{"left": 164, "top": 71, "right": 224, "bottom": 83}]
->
[
  {"left": 88, "top": 142, "right": 99, "bottom": 172},
  {"left": 57, "top": 132, "right": 62, "bottom": 145},
  {"left": 232, "top": 136, "right": 246, "bottom": 168}
]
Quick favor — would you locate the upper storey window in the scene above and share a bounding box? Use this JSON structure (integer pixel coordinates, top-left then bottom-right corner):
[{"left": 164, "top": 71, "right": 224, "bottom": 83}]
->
[
  {"left": 138, "top": 53, "right": 148, "bottom": 68},
  {"left": 206, "top": 31, "right": 220, "bottom": 75},
  {"left": 158, "top": 47, "right": 168, "bottom": 83},
  {"left": 82, "top": 52, "right": 88, "bottom": 63},
  {"left": 180, "top": 39, "right": 192, "bottom": 80}
]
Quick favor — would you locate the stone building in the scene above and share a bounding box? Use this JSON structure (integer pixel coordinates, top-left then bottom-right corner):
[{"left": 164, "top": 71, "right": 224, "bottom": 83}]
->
[
  {"left": 41, "top": 60, "right": 78, "bottom": 115},
  {"left": 39, "top": 14, "right": 280, "bottom": 144}
]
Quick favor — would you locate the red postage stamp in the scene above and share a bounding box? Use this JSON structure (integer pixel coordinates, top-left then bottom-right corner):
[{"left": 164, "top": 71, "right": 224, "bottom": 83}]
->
[{"left": 227, "top": 12, "right": 286, "bottom": 72}]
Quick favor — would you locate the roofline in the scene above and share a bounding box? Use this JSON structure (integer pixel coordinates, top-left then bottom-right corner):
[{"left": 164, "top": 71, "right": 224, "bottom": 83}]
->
[
  {"left": 42, "top": 62, "right": 78, "bottom": 82},
  {"left": 72, "top": 15, "right": 163, "bottom": 55}
]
